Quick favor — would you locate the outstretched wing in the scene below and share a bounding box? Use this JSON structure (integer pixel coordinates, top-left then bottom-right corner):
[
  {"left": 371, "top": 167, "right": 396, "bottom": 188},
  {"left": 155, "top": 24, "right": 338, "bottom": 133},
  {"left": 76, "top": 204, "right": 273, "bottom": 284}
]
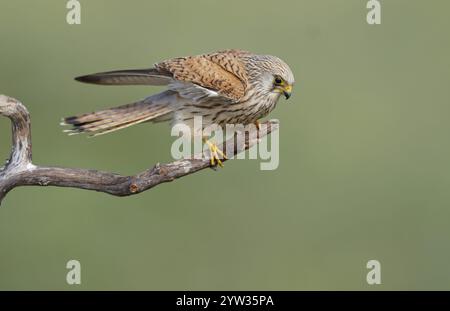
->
[{"left": 75, "top": 49, "right": 250, "bottom": 102}]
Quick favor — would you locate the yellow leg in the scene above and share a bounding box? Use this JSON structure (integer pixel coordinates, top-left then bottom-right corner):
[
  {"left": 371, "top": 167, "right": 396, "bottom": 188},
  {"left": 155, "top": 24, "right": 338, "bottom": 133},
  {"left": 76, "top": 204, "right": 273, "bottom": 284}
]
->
[
  {"left": 203, "top": 138, "right": 227, "bottom": 167},
  {"left": 254, "top": 120, "right": 261, "bottom": 130}
]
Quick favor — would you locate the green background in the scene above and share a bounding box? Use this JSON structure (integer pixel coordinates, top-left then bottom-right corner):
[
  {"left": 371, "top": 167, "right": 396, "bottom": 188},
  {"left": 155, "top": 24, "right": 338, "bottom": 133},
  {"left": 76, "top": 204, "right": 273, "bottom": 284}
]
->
[{"left": 1, "top": 0, "right": 449, "bottom": 290}]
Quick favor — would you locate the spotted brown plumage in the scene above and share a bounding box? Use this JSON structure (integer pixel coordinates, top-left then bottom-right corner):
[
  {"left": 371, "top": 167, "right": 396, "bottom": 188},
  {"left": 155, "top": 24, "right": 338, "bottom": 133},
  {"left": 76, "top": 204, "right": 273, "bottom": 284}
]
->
[
  {"left": 63, "top": 49, "right": 295, "bottom": 137},
  {"left": 155, "top": 49, "right": 250, "bottom": 101}
]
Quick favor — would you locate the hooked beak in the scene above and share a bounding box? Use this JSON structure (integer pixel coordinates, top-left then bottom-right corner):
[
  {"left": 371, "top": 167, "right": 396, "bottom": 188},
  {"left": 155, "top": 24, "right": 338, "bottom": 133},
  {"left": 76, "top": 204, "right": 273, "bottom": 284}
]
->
[{"left": 283, "top": 85, "right": 292, "bottom": 100}]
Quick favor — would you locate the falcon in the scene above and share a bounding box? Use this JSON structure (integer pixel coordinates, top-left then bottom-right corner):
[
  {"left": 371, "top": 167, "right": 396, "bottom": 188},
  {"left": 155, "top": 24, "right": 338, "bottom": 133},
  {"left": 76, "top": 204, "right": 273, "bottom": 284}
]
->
[{"left": 62, "top": 49, "right": 295, "bottom": 166}]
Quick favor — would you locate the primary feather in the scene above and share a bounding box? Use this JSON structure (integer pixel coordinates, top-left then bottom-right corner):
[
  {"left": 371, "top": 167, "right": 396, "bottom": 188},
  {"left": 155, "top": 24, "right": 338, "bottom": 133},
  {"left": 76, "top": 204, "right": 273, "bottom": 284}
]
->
[{"left": 75, "top": 68, "right": 172, "bottom": 86}]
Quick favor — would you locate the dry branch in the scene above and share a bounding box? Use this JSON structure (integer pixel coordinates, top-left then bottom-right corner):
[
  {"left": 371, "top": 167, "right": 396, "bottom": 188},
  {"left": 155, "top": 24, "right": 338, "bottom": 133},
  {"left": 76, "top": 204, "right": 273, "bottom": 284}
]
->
[{"left": 0, "top": 94, "right": 278, "bottom": 205}]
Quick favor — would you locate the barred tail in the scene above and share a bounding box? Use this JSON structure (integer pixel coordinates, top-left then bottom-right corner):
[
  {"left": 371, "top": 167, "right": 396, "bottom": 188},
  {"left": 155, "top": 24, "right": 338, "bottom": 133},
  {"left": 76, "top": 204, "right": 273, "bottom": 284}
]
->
[{"left": 61, "top": 92, "right": 174, "bottom": 136}]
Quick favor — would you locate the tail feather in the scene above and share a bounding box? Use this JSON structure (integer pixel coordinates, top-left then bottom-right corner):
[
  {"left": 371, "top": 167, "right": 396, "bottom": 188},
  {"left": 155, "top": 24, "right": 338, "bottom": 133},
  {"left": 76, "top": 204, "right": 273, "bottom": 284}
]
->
[{"left": 62, "top": 92, "right": 174, "bottom": 136}]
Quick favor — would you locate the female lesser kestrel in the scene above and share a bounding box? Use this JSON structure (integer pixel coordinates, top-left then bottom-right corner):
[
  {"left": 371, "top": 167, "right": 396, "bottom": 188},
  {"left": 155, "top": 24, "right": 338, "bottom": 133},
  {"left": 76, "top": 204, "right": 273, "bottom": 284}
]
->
[{"left": 63, "top": 49, "right": 295, "bottom": 166}]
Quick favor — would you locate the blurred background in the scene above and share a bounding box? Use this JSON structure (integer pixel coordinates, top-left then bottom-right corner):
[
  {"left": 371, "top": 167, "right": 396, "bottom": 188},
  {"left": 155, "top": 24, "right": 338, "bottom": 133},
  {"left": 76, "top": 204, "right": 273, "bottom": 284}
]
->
[{"left": 0, "top": 0, "right": 449, "bottom": 290}]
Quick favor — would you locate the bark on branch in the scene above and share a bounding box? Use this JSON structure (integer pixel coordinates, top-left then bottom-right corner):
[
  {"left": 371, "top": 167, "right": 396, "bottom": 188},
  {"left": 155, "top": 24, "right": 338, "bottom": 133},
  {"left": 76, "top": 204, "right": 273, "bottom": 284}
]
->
[{"left": 0, "top": 94, "right": 278, "bottom": 206}]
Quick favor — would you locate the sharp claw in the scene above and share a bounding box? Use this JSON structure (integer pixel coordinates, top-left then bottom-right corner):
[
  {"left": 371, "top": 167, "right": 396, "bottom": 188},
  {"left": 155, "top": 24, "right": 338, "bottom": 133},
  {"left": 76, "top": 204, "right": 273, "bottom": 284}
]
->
[
  {"left": 216, "top": 148, "right": 227, "bottom": 160},
  {"left": 204, "top": 139, "right": 226, "bottom": 168},
  {"left": 216, "top": 158, "right": 224, "bottom": 167}
]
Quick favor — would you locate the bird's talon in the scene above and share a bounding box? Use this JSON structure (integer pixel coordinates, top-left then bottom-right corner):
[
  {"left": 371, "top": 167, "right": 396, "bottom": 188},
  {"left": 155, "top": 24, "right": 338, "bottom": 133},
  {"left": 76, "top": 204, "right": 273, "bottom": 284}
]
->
[
  {"left": 205, "top": 139, "right": 226, "bottom": 168},
  {"left": 216, "top": 147, "right": 227, "bottom": 160},
  {"left": 216, "top": 158, "right": 224, "bottom": 167}
]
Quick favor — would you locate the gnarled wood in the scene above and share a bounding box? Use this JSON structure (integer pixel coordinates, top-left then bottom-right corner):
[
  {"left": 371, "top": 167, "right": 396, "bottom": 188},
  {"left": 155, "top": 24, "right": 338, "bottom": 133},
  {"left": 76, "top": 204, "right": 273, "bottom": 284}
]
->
[{"left": 0, "top": 94, "right": 278, "bottom": 206}]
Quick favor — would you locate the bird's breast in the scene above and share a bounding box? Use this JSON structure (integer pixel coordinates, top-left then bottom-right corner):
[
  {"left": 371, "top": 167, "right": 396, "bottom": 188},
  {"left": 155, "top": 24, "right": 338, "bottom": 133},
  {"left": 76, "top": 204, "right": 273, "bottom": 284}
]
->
[{"left": 173, "top": 93, "right": 279, "bottom": 130}]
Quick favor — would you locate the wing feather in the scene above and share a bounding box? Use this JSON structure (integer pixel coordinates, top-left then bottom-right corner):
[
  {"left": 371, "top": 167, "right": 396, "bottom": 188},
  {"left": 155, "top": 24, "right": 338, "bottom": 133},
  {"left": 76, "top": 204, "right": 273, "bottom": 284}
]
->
[
  {"left": 75, "top": 68, "right": 172, "bottom": 86},
  {"left": 168, "top": 81, "right": 221, "bottom": 103},
  {"left": 74, "top": 50, "right": 251, "bottom": 102},
  {"left": 155, "top": 49, "right": 250, "bottom": 101}
]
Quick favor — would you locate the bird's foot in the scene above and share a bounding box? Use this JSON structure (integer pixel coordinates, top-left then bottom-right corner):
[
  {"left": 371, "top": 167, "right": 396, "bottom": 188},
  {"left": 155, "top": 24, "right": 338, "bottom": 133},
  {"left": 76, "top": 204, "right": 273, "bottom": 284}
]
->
[{"left": 204, "top": 139, "right": 227, "bottom": 167}]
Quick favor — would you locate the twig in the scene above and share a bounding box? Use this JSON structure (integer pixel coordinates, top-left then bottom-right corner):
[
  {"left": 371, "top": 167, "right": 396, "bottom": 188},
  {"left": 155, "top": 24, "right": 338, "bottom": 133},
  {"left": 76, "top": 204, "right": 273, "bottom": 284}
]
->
[{"left": 0, "top": 95, "right": 278, "bottom": 206}]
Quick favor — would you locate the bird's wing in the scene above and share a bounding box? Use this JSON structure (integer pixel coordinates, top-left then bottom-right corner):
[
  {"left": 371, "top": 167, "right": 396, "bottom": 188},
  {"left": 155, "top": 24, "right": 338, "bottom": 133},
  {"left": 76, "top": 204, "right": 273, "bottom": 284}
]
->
[
  {"left": 168, "top": 81, "right": 222, "bottom": 103},
  {"left": 75, "top": 68, "right": 173, "bottom": 86},
  {"left": 74, "top": 50, "right": 251, "bottom": 102},
  {"left": 155, "top": 49, "right": 251, "bottom": 102}
]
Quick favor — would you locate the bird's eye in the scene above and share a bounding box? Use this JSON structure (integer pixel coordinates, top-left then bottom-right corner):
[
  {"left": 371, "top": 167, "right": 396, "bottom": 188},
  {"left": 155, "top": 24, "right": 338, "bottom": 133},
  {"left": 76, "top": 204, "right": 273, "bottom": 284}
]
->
[{"left": 274, "top": 77, "right": 283, "bottom": 85}]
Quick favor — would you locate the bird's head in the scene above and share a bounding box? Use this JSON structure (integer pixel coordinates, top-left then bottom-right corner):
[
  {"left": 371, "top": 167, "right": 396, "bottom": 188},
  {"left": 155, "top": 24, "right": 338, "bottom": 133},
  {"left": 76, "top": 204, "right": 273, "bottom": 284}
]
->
[{"left": 248, "top": 54, "right": 295, "bottom": 101}]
